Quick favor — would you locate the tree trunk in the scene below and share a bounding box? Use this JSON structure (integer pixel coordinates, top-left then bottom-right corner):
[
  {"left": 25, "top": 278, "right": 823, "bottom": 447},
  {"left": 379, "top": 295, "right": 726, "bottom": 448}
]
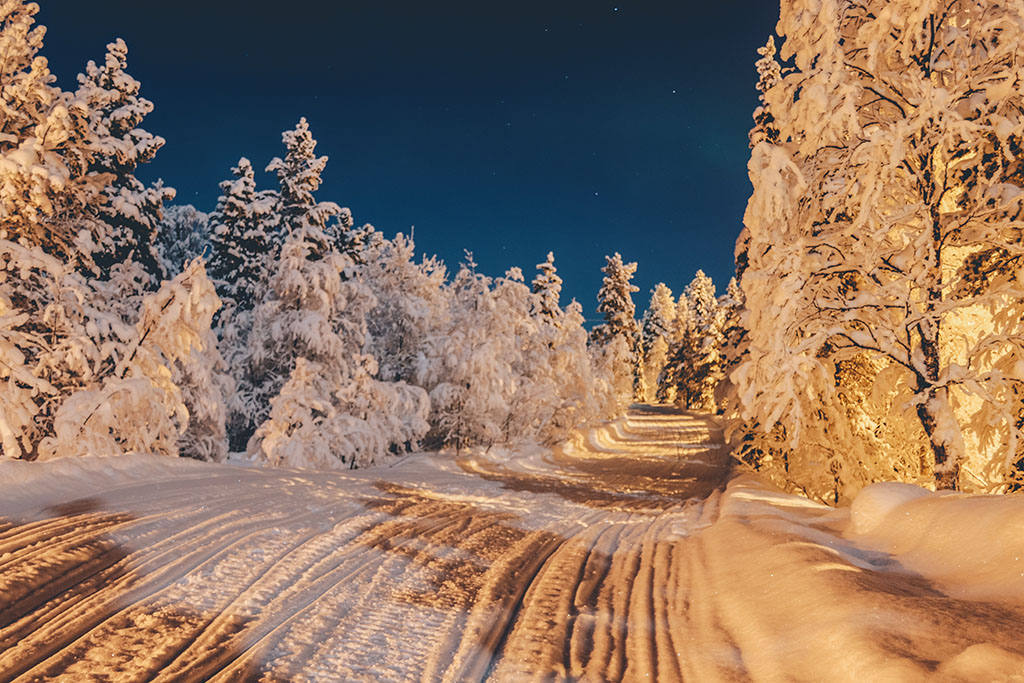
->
[
  {"left": 913, "top": 208, "right": 961, "bottom": 490},
  {"left": 914, "top": 385, "right": 961, "bottom": 490}
]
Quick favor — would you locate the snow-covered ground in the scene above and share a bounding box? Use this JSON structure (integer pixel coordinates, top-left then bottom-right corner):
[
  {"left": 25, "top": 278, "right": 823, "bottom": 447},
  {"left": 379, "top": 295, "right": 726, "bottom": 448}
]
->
[{"left": 2, "top": 406, "right": 1024, "bottom": 681}]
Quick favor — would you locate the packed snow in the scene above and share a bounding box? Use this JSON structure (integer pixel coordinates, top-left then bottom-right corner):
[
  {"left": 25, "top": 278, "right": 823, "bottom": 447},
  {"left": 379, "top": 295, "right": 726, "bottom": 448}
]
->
[{"left": 2, "top": 406, "right": 1024, "bottom": 680}]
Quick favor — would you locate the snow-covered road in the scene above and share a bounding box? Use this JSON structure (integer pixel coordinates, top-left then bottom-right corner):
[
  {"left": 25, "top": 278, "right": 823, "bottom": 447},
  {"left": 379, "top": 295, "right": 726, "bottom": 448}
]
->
[{"left": 3, "top": 406, "right": 1024, "bottom": 680}]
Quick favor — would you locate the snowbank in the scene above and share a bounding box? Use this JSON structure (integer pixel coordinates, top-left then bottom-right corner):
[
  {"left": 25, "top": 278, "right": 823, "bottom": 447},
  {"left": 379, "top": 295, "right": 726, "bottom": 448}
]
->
[
  {"left": 849, "top": 482, "right": 1024, "bottom": 603},
  {"left": 696, "top": 475, "right": 1024, "bottom": 679}
]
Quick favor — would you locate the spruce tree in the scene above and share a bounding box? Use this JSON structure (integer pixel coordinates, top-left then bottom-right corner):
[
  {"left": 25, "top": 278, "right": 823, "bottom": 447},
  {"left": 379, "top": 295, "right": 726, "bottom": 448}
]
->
[
  {"left": 76, "top": 39, "right": 174, "bottom": 280},
  {"left": 207, "top": 157, "right": 279, "bottom": 312},
  {"left": 266, "top": 117, "right": 347, "bottom": 250},
  {"left": 640, "top": 283, "right": 675, "bottom": 402},
  {"left": 532, "top": 251, "right": 563, "bottom": 320},
  {"left": 0, "top": 0, "right": 99, "bottom": 261},
  {"left": 592, "top": 252, "right": 642, "bottom": 400},
  {"left": 154, "top": 204, "right": 209, "bottom": 277}
]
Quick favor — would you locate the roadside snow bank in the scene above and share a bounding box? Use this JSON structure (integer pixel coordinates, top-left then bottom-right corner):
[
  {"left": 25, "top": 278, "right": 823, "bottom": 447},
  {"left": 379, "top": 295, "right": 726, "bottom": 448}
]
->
[
  {"left": 700, "top": 475, "right": 1024, "bottom": 680},
  {"left": 849, "top": 481, "right": 1024, "bottom": 603}
]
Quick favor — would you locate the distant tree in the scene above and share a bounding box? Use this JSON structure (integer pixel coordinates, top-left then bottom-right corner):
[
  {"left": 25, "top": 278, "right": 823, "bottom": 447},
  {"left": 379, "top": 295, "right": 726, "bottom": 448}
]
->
[
  {"left": 591, "top": 252, "right": 642, "bottom": 400},
  {"left": 687, "top": 270, "right": 724, "bottom": 410},
  {"left": 266, "top": 117, "right": 348, "bottom": 248},
  {"left": 532, "top": 251, "right": 563, "bottom": 320},
  {"left": 658, "top": 271, "right": 722, "bottom": 410},
  {"left": 639, "top": 283, "right": 675, "bottom": 402},
  {"left": 155, "top": 205, "right": 209, "bottom": 276},
  {"left": 207, "top": 157, "right": 279, "bottom": 313},
  {"left": 76, "top": 39, "right": 174, "bottom": 280}
]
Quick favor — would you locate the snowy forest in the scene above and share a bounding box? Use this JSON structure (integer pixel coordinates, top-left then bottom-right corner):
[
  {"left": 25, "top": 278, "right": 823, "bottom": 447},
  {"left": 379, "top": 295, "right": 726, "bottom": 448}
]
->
[
  {"left": 9, "top": 0, "right": 1024, "bottom": 679},
  {"left": 2, "top": 0, "right": 1024, "bottom": 507},
  {"left": 0, "top": 1, "right": 730, "bottom": 473}
]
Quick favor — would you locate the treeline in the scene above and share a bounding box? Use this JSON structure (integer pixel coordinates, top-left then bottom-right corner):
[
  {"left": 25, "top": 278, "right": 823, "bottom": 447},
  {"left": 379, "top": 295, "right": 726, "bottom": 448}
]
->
[
  {"left": 717, "top": 0, "right": 1024, "bottom": 502},
  {"left": 0, "top": 2, "right": 648, "bottom": 469}
]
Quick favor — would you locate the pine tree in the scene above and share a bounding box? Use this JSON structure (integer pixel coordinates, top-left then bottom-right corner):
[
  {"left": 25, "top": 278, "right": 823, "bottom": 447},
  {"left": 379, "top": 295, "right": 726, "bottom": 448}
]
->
[
  {"left": 687, "top": 270, "right": 723, "bottom": 409},
  {"left": 207, "top": 157, "right": 279, "bottom": 312},
  {"left": 532, "top": 251, "right": 563, "bottom": 320},
  {"left": 154, "top": 204, "right": 209, "bottom": 277},
  {"left": 749, "top": 36, "right": 781, "bottom": 148},
  {"left": 266, "top": 117, "right": 348, "bottom": 247},
  {"left": 591, "top": 252, "right": 642, "bottom": 400},
  {"left": 657, "top": 271, "right": 723, "bottom": 410},
  {"left": 0, "top": 0, "right": 101, "bottom": 261},
  {"left": 76, "top": 38, "right": 175, "bottom": 280},
  {"left": 241, "top": 119, "right": 429, "bottom": 466},
  {"left": 361, "top": 231, "right": 449, "bottom": 384},
  {"left": 245, "top": 226, "right": 429, "bottom": 467},
  {"left": 640, "top": 283, "right": 675, "bottom": 402},
  {"left": 414, "top": 260, "right": 519, "bottom": 450},
  {"left": 719, "top": 276, "right": 747, "bottom": 376}
]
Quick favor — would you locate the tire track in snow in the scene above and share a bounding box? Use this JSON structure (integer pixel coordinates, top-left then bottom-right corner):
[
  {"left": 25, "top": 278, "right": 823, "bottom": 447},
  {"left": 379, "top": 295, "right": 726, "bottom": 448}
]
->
[{"left": 0, "top": 406, "right": 734, "bottom": 681}]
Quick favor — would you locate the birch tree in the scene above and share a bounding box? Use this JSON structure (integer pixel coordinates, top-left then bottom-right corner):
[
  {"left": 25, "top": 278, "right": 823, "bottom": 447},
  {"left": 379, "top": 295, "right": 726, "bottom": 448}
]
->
[{"left": 737, "top": 0, "right": 1024, "bottom": 490}]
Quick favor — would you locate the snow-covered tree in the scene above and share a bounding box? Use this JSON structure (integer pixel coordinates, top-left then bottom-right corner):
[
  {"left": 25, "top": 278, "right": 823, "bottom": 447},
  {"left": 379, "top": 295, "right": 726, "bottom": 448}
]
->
[
  {"left": 241, "top": 119, "right": 428, "bottom": 467},
  {"left": 38, "top": 259, "right": 221, "bottom": 460},
  {"left": 591, "top": 252, "right": 642, "bottom": 401},
  {"left": 245, "top": 227, "right": 429, "bottom": 468},
  {"left": 532, "top": 251, "right": 563, "bottom": 320},
  {"left": 266, "top": 117, "right": 348, "bottom": 247},
  {"left": 155, "top": 205, "right": 209, "bottom": 277},
  {"left": 639, "top": 283, "right": 675, "bottom": 402},
  {"left": 414, "top": 259, "right": 519, "bottom": 450},
  {"left": 361, "top": 231, "right": 449, "bottom": 384},
  {"left": 0, "top": 1, "right": 102, "bottom": 261},
  {"left": 749, "top": 36, "right": 781, "bottom": 148},
  {"left": 658, "top": 271, "right": 723, "bottom": 410},
  {"left": 687, "top": 270, "right": 724, "bottom": 410},
  {"left": 207, "top": 157, "right": 279, "bottom": 313},
  {"left": 76, "top": 38, "right": 174, "bottom": 279},
  {"left": 736, "top": 0, "right": 1024, "bottom": 491}
]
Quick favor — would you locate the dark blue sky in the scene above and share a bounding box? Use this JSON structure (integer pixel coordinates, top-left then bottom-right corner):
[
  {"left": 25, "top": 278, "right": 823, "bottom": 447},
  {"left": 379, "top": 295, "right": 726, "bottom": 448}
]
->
[{"left": 39, "top": 0, "right": 778, "bottom": 319}]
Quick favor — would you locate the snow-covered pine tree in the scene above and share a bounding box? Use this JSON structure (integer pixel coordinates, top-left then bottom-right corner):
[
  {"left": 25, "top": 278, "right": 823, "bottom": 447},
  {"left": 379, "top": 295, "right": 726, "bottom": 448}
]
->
[
  {"left": 749, "top": 36, "right": 781, "bottom": 148},
  {"left": 75, "top": 39, "right": 174, "bottom": 280},
  {"left": 414, "top": 257, "right": 519, "bottom": 450},
  {"left": 736, "top": 0, "right": 1024, "bottom": 491},
  {"left": 243, "top": 119, "right": 429, "bottom": 467},
  {"left": 639, "top": 283, "right": 676, "bottom": 402},
  {"left": 715, "top": 276, "right": 747, "bottom": 403},
  {"left": 657, "top": 289, "right": 693, "bottom": 404},
  {"left": 265, "top": 117, "right": 349, "bottom": 253},
  {"left": 591, "top": 252, "right": 642, "bottom": 401},
  {"left": 688, "top": 270, "right": 723, "bottom": 410},
  {"left": 245, "top": 226, "right": 429, "bottom": 468},
  {"left": 0, "top": 0, "right": 102, "bottom": 262},
  {"left": 154, "top": 205, "right": 209, "bottom": 277},
  {"left": 658, "top": 271, "right": 722, "bottom": 410},
  {"left": 532, "top": 251, "right": 563, "bottom": 320},
  {"left": 548, "top": 300, "right": 621, "bottom": 431},
  {"left": 207, "top": 157, "right": 279, "bottom": 313}
]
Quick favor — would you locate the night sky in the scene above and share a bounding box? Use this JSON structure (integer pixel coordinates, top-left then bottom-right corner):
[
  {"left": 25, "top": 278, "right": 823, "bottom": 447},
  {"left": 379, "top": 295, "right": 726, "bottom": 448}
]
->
[{"left": 39, "top": 1, "right": 778, "bottom": 319}]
